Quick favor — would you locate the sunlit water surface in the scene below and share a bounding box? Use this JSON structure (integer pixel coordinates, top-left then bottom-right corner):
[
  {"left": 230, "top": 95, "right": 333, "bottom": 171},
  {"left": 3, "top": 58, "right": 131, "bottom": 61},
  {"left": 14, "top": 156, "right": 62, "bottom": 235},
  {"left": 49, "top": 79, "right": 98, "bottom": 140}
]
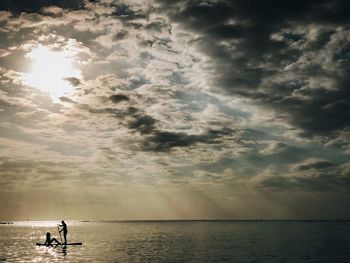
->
[{"left": 1, "top": 221, "right": 350, "bottom": 262}]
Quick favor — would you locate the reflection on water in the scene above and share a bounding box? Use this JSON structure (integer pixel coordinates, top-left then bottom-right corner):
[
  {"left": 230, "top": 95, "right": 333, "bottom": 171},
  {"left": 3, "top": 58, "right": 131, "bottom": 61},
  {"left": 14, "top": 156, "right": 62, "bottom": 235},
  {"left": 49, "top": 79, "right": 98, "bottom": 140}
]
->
[
  {"left": 34, "top": 244, "right": 68, "bottom": 262},
  {"left": 1, "top": 221, "right": 350, "bottom": 262}
]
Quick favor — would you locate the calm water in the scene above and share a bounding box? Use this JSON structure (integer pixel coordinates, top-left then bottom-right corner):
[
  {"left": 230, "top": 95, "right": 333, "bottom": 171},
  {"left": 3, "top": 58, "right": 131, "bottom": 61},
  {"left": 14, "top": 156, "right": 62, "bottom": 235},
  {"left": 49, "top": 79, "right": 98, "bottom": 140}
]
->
[{"left": 0, "top": 221, "right": 350, "bottom": 262}]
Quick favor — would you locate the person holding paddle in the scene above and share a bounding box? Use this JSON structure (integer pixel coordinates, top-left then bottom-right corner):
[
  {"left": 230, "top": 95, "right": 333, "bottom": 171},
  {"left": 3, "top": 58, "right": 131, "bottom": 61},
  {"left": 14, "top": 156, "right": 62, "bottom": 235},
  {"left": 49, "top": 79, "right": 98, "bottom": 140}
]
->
[{"left": 58, "top": 220, "right": 68, "bottom": 245}]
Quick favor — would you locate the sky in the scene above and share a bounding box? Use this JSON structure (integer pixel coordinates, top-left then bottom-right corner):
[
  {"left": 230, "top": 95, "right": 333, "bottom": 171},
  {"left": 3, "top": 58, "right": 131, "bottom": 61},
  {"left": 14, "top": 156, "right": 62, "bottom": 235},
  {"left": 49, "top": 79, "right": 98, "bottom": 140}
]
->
[{"left": 0, "top": 0, "right": 349, "bottom": 220}]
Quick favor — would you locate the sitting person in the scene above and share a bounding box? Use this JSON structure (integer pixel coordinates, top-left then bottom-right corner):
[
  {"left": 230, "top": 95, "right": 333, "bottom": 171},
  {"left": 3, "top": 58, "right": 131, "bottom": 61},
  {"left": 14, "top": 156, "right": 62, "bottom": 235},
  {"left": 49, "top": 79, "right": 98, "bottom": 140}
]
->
[{"left": 44, "top": 232, "right": 61, "bottom": 246}]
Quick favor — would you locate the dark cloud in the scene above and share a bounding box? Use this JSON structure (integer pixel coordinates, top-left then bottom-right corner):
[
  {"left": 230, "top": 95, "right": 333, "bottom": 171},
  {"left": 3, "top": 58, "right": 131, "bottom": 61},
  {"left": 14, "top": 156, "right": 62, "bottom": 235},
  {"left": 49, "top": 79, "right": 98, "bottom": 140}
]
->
[
  {"left": 109, "top": 94, "right": 129, "bottom": 103},
  {"left": 115, "top": 30, "right": 128, "bottom": 40},
  {"left": 143, "top": 128, "right": 233, "bottom": 152},
  {"left": 144, "top": 131, "right": 206, "bottom": 151},
  {"left": 127, "top": 114, "right": 156, "bottom": 134},
  {"left": 84, "top": 99, "right": 236, "bottom": 152},
  {"left": 64, "top": 77, "right": 81, "bottom": 87},
  {"left": 158, "top": 0, "right": 350, "bottom": 136},
  {"left": 59, "top": 96, "right": 77, "bottom": 104},
  {"left": 291, "top": 158, "right": 335, "bottom": 171},
  {"left": 0, "top": 0, "right": 84, "bottom": 14},
  {"left": 111, "top": 3, "right": 137, "bottom": 19},
  {"left": 325, "top": 129, "right": 350, "bottom": 153}
]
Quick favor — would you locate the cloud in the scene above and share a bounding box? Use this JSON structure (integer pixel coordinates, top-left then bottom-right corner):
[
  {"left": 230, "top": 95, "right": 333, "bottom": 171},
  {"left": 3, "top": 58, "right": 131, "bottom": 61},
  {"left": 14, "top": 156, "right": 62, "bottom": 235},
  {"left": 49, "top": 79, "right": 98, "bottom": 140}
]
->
[
  {"left": 290, "top": 158, "right": 335, "bottom": 171},
  {"left": 252, "top": 159, "right": 350, "bottom": 192},
  {"left": 325, "top": 128, "right": 350, "bottom": 154},
  {"left": 59, "top": 96, "right": 77, "bottom": 104},
  {"left": 157, "top": 0, "right": 350, "bottom": 137},
  {"left": 0, "top": 49, "right": 10, "bottom": 57},
  {"left": 64, "top": 77, "right": 81, "bottom": 87},
  {"left": 109, "top": 94, "right": 129, "bottom": 103},
  {"left": 0, "top": 0, "right": 84, "bottom": 14},
  {"left": 40, "top": 6, "right": 64, "bottom": 16},
  {"left": 259, "top": 141, "right": 288, "bottom": 155},
  {"left": 144, "top": 130, "right": 214, "bottom": 152},
  {"left": 128, "top": 114, "right": 156, "bottom": 134}
]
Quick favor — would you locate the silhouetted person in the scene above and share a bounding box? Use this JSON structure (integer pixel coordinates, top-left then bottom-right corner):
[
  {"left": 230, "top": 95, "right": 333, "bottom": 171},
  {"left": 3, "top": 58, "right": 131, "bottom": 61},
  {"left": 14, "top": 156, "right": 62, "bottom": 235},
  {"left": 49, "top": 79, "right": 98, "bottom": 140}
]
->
[
  {"left": 59, "top": 220, "right": 68, "bottom": 245},
  {"left": 44, "top": 232, "right": 61, "bottom": 246}
]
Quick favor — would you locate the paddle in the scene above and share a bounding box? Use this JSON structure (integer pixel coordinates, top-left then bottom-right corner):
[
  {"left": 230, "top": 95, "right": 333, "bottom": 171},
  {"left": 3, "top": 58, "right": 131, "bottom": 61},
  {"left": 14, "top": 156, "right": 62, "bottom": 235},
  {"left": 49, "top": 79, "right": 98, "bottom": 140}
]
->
[{"left": 57, "top": 225, "right": 63, "bottom": 244}]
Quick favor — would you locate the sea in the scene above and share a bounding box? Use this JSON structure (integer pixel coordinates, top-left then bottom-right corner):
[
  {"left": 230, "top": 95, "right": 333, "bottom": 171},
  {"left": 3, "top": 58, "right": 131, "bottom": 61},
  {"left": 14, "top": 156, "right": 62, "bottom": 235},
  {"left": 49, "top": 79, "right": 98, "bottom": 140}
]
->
[{"left": 0, "top": 220, "right": 350, "bottom": 262}]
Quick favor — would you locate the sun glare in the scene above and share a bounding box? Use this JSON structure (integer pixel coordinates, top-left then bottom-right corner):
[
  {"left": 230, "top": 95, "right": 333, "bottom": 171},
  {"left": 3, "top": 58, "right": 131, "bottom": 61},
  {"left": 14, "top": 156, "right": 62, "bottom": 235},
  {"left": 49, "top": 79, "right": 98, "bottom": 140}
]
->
[{"left": 23, "top": 45, "right": 81, "bottom": 100}]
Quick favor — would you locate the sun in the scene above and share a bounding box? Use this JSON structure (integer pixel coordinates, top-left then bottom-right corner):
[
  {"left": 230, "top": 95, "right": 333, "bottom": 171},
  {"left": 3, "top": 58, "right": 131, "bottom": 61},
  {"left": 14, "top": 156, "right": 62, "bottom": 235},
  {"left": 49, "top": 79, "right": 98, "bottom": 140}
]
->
[{"left": 23, "top": 45, "right": 81, "bottom": 100}]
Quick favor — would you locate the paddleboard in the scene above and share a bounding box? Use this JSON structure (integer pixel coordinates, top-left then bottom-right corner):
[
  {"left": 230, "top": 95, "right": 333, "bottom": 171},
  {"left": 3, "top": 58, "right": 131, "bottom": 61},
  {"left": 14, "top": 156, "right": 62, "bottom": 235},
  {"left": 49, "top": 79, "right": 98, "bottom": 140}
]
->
[{"left": 36, "top": 242, "right": 82, "bottom": 246}]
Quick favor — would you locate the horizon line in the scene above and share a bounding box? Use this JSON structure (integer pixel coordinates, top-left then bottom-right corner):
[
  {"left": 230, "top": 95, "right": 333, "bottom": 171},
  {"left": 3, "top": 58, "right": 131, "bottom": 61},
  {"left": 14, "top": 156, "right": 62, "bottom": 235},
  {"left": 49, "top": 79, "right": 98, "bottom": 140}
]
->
[{"left": 2, "top": 219, "right": 350, "bottom": 222}]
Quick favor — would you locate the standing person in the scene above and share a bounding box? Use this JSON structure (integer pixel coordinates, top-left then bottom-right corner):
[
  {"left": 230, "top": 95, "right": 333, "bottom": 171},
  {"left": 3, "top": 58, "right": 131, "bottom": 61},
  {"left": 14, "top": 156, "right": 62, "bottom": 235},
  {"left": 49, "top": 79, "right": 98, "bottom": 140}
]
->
[{"left": 59, "top": 220, "right": 68, "bottom": 245}]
